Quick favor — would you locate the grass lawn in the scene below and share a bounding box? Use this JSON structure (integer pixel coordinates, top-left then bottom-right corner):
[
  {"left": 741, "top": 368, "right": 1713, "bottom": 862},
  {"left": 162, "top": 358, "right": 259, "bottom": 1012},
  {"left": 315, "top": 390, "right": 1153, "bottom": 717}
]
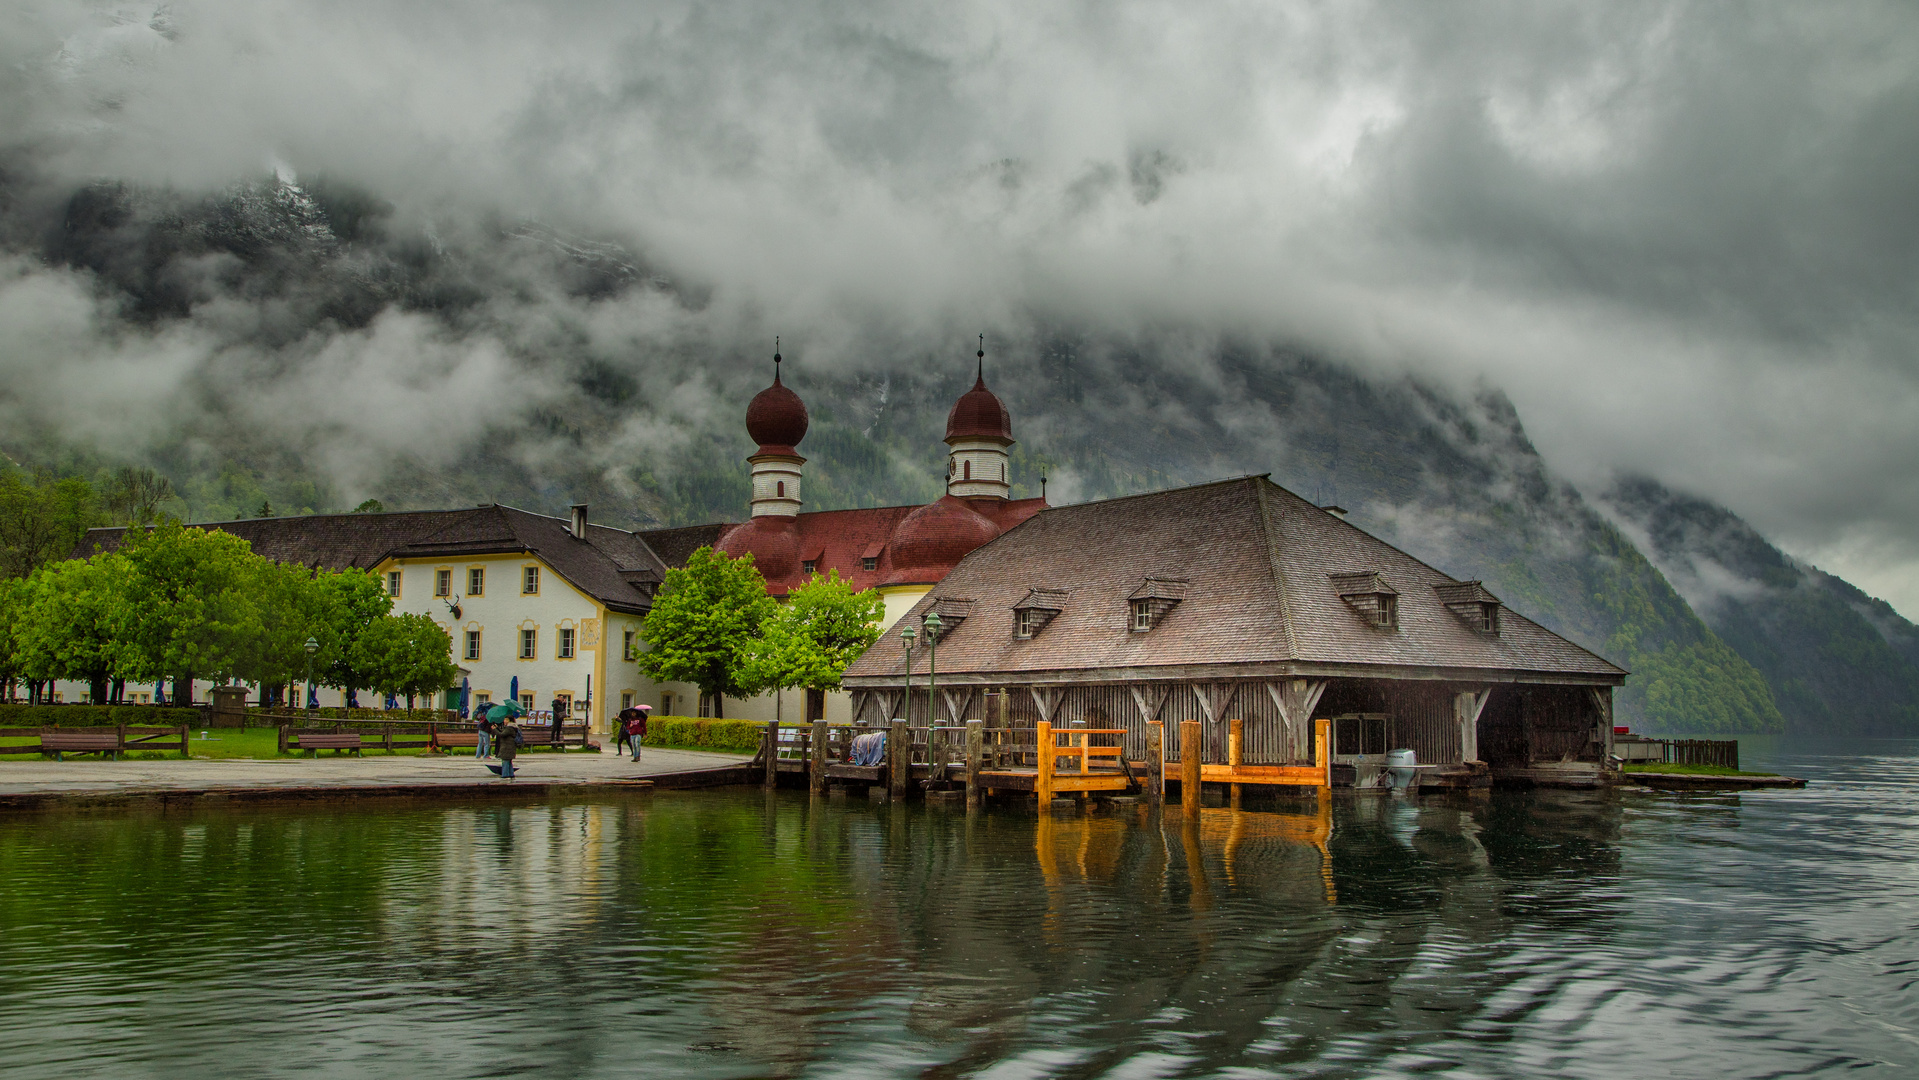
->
[
  {"left": 1624, "top": 763, "right": 1779, "bottom": 778},
  {"left": 0, "top": 727, "right": 602, "bottom": 761}
]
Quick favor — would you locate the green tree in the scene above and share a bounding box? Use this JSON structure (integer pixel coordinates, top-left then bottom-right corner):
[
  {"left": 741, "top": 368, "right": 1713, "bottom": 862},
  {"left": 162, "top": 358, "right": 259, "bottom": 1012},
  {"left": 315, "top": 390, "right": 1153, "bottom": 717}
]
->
[
  {"left": 352, "top": 612, "right": 457, "bottom": 709},
  {"left": 744, "top": 569, "right": 885, "bottom": 708},
  {"left": 100, "top": 467, "right": 179, "bottom": 527},
  {"left": 0, "top": 577, "right": 27, "bottom": 700},
  {"left": 0, "top": 469, "right": 101, "bottom": 579},
  {"left": 233, "top": 559, "right": 331, "bottom": 702},
  {"left": 352, "top": 499, "right": 384, "bottom": 513},
  {"left": 13, "top": 553, "right": 128, "bottom": 703},
  {"left": 113, "top": 520, "right": 264, "bottom": 703},
  {"left": 313, "top": 568, "right": 393, "bottom": 706},
  {"left": 637, "top": 546, "right": 776, "bottom": 718}
]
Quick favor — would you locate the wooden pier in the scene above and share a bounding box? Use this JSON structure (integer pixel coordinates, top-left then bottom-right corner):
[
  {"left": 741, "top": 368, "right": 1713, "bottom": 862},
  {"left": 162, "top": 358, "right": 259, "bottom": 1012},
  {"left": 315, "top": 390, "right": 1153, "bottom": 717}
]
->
[{"left": 752, "top": 714, "right": 1332, "bottom": 813}]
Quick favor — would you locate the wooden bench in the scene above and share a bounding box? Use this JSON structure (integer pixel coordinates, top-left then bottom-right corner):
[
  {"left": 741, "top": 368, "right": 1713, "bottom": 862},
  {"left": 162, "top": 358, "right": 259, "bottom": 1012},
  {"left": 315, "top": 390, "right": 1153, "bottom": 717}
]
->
[
  {"left": 431, "top": 731, "right": 480, "bottom": 752},
  {"left": 292, "top": 733, "right": 364, "bottom": 755},
  {"left": 41, "top": 732, "right": 122, "bottom": 761}
]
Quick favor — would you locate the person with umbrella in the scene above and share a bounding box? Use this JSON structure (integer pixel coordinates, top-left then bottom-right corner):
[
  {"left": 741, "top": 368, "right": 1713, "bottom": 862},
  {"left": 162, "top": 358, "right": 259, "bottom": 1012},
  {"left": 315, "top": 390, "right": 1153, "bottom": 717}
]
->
[
  {"left": 617, "top": 705, "right": 651, "bottom": 760},
  {"left": 483, "top": 701, "right": 525, "bottom": 779}
]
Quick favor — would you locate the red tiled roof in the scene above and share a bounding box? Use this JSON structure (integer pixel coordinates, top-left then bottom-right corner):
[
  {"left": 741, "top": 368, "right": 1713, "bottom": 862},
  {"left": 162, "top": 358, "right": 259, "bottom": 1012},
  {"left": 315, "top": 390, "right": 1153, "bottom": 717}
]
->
[{"left": 844, "top": 476, "right": 1627, "bottom": 684}]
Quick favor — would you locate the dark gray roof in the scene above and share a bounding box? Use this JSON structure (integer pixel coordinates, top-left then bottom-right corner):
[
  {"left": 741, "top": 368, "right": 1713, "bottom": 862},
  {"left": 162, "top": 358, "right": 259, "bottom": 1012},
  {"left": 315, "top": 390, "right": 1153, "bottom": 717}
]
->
[
  {"left": 846, "top": 476, "right": 1626, "bottom": 684},
  {"left": 634, "top": 523, "right": 727, "bottom": 568},
  {"left": 75, "top": 505, "right": 665, "bottom": 615}
]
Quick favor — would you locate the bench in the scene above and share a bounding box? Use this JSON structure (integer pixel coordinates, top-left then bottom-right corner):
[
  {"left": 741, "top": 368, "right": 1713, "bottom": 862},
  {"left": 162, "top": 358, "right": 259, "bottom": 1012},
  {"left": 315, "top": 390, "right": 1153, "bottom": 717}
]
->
[
  {"left": 292, "top": 733, "right": 364, "bottom": 756},
  {"left": 431, "top": 731, "right": 480, "bottom": 752},
  {"left": 41, "top": 732, "right": 122, "bottom": 761}
]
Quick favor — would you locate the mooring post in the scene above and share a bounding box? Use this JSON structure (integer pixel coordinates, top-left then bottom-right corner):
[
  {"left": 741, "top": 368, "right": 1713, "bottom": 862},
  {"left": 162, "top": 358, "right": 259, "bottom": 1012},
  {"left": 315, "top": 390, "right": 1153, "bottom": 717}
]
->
[
  {"left": 1180, "top": 719, "right": 1202, "bottom": 817},
  {"left": 965, "top": 719, "right": 983, "bottom": 807},
  {"left": 1146, "top": 721, "right": 1164, "bottom": 804},
  {"left": 988, "top": 689, "right": 1006, "bottom": 768},
  {"left": 1228, "top": 717, "right": 1244, "bottom": 807},
  {"left": 889, "top": 718, "right": 909, "bottom": 799},
  {"left": 1036, "top": 720, "right": 1055, "bottom": 808},
  {"left": 810, "top": 720, "right": 827, "bottom": 795},
  {"left": 1315, "top": 717, "right": 1332, "bottom": 792},
  {"left": 764, "top": 720, "right": 779, "bottom": 790}
]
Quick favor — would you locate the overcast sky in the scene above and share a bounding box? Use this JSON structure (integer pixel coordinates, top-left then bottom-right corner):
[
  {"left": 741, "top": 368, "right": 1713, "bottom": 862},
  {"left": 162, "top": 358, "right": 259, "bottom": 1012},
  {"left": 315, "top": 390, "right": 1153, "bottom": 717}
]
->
[{"left": 4, "top": 1, "right": 1917, "bottom": 616}]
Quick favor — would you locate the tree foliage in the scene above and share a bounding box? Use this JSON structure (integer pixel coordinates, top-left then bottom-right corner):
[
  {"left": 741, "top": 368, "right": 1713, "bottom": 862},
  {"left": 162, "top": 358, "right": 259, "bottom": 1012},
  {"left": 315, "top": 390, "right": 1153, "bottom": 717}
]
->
[
  {"left": 0, "top": 469, "right": 101, "bottom": 580},
  {"left": 636, "top": 546, "right": 776, "bottom": 718},
  {"left": 744, "top": 569, "right": 884, "bottom": 697},
  {"left": 100, "top": 467, "right": 180, "bottom": 527},
  {"left": 352, "top": 612, "right": 458, "bottom": 707}
]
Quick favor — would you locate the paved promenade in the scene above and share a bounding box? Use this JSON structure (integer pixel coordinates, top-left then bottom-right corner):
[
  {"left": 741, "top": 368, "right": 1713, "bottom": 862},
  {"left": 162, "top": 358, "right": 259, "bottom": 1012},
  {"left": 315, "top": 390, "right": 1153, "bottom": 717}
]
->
[{"left": 0, "top": 744, "right": 752, "bottom": 801}]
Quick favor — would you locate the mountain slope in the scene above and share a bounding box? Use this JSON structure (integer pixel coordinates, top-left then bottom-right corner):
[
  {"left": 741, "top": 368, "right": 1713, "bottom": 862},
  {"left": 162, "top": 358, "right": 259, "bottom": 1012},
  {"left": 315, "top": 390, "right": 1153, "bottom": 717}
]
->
[{"left": 1602, "top": 476, "right": 1919, "bottom": 735}]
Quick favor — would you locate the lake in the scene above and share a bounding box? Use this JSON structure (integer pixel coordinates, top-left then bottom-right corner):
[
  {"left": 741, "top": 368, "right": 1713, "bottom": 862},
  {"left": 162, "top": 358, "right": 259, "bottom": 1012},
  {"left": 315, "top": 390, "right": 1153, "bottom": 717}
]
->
[{"left": 0, "top": 737, "right": 1912, "bottom": 1078}]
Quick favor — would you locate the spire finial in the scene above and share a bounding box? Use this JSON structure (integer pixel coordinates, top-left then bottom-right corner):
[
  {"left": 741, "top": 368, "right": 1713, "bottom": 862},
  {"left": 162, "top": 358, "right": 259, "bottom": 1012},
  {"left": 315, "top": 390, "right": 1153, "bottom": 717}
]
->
[
  {"left": 976, "top": 333, "right": 985, "bottom": 385},
  {"left": 1041, "top": 474, "right": 1047, "bottom": 500},
  {"left": 773, "top": 336, "right": 782, "bottom": 384}
]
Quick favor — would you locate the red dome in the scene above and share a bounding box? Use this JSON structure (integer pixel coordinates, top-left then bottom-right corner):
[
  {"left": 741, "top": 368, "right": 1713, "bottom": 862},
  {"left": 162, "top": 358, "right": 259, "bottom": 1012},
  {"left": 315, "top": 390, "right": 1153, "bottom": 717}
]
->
[
  {"left": 746, "top": 367, "right": 808, "bottom": 452},
  {"left": 716, "top": 516, "right": 801, "bottom": 584},
  {"left": 945, "top": 372, "right": 1012, "bottom": 443},
  {"left": 884, "top": 496, "right": 1001, "bottom": 585}
]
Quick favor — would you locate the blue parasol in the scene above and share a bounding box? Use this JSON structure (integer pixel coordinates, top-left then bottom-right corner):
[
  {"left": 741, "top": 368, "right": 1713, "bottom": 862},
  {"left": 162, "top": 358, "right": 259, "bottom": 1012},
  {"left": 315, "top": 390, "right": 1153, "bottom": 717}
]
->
[
  {"left": 384, "top": 693, "right": 397, "bottom": 710},
  {"left": 154, "top": 682, "right": 166, "bottom": 705},
  {"left": 509, "top": 675, "right": 518, "bottom": 706},
  {"left": 307, "top": 683, "right": 319, "bottom": 709},
  {"left": 458, "top": 677, "right": 470, "bottom": 719}
]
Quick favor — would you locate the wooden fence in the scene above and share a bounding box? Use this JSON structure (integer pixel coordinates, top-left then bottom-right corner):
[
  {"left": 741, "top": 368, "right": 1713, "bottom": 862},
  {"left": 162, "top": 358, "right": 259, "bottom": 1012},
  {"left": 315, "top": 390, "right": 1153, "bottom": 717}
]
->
[
  {"left": 0, "top": 725, "right": 190, "bottom": 759},
  {"left": 1614, "top": 736, "right": 1739, "bottom": 770}
]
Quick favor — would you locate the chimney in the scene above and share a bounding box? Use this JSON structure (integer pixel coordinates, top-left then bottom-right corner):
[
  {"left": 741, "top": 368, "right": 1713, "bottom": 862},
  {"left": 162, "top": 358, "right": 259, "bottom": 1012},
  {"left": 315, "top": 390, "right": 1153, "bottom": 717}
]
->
[{"left": 570, "top": 504, "right": 588, "bottom": 539}]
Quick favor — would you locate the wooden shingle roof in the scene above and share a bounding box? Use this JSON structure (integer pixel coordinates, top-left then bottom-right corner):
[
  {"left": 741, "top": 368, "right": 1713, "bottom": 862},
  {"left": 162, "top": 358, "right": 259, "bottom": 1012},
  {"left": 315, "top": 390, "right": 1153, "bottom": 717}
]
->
[{"left": 844, "top": 476, "right": 1626, "bottom": 685}]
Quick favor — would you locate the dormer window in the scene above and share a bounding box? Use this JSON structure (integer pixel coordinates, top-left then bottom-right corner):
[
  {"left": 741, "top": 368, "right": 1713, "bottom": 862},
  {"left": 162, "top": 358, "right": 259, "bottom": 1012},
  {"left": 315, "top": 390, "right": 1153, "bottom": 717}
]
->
[
  {"left": 802, "top": 560, "right": 816, "bottom": 576},
  {"left": 1128, "top": 577, "right": 1188, "bottom": 632},
  {"left": 1012, "top": 588, "right": 1066, "bottom": 639},
  {"left": 1435, "top": 581, "right": 1502, "bottom": 635},
  {"left": 862, "top": 556, "right": 877, "bottom": 571},
  {"left": 1331, "top": 571, "right": 1400, "bottom": 631}
]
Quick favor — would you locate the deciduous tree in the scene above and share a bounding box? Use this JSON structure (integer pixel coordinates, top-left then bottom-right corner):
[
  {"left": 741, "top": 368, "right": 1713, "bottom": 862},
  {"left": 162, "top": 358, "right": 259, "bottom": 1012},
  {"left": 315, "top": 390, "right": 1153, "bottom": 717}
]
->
[
  {"left": 636, "top": 546, "right": 776, "bottom": 718},
  {"left": 744, "top": 569, "right": 884, "bottom": 708}
]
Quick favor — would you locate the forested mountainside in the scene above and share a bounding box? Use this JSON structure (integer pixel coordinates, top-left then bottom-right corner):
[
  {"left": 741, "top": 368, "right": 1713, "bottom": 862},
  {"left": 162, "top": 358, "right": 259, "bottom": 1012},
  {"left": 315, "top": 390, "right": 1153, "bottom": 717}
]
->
[
  {"left": 1603, "top": 477, "right": 1919, "bottom": 735},
  {"left": 3, "top": 171, "right": 1872, "bottom": 735}
]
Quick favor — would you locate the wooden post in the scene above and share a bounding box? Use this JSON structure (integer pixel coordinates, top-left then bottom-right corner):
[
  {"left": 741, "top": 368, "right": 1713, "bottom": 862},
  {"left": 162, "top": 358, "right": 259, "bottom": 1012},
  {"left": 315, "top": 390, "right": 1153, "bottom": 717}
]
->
[
  {"left": 277, "top": 724, "right": 287, "bottom": 755},
  {"left": 1228, "top": 717, "right": 1244, "bottom": 807},
  {"left": 931, "top": 725, "right": 947, "bottom": 784},
  {"left": 889, "top": 718, "right": 909, "bottom": 799},
  {"left": 116, "top": 722, "right": 126, "bottom": 762},
  {"left": 965, "top": 720, "right": 983, "bottom": 807},
  {"left": 1180, "top": 720, "right": 1202, "bottom": 817},
  {"left": 810, "top": 720, "right": 827, "bottom": 794},
  {"left": 1146, "top": 721, "right": 1164, "bottom": 804},
  {"left": 1036, "top": 720, "right": 1054, "bottom": 808},
  {"left": 988, "top": 688, "right": 1006, "bottom": 768},
  {"left": 764, "top": 721, "right": 779, "bottom": 790},
  {"left": 1315, "top": 717, "right": 1331, "bottom": 791}
]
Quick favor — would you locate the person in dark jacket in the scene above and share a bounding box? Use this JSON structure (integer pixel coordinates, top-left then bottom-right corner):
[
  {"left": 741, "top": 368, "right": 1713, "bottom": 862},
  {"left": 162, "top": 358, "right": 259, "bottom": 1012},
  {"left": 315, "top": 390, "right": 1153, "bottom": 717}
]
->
[
  {"left": 495, "top": 718, "right": 524, "bottom": 779},
  {"left": 624, "top": 705, "right": 650, "bottom": 762}
]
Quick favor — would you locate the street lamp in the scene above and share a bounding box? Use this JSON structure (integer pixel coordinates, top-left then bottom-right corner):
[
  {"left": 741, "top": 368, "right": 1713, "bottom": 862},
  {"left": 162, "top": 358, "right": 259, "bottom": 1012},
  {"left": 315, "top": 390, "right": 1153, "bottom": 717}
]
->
[
  {"left": 922, "top": 611, "right": 943, "bottom": 728},
  {"left": 900, "top": 624, "right": 917, "bottom": 726},
  {"left": 303, "top": 637, "right": 319, "bottom": 716}
]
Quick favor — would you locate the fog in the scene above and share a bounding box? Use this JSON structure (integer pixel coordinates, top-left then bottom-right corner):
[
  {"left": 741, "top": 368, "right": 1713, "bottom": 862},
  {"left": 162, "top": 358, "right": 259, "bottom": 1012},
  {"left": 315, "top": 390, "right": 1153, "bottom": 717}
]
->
[{"left": 3, "top": 1, "right": 1916, "bottom": 614}]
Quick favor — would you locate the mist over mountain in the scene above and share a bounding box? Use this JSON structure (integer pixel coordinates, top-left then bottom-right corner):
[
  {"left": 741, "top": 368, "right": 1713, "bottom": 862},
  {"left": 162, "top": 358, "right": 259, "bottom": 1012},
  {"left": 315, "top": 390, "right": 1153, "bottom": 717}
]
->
[{"left": 3, "top": 2, "right": 1916, "bottom": 734}]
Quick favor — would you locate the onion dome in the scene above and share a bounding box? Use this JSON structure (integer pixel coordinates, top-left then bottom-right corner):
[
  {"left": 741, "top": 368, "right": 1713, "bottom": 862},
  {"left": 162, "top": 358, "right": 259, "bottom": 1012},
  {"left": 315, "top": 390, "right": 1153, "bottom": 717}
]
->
[
  {"left": 883, "top": 495, "right": 1001, "bottom": 585},
  {"left": 945, "top": 343, "right": 1012, "bottom": 443},
  {"left": 716, "top": 516, "right": 801, "bottom": 584},
  {"left": 746, "top": 351, "right": 808, "bottom": 454}
]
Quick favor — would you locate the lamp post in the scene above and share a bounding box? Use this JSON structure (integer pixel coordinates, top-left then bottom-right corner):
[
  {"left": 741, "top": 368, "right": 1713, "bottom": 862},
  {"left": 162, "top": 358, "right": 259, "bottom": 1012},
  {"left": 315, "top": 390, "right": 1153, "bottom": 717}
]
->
[
  {"left": 302, "top": 637, "right": 319, "bottom": 717},
  {"left": 922, "top": 611, "right": 943, "bottom": 727},
  {"left": 900, "top": 624, "right": 917, "bottom": 726}
]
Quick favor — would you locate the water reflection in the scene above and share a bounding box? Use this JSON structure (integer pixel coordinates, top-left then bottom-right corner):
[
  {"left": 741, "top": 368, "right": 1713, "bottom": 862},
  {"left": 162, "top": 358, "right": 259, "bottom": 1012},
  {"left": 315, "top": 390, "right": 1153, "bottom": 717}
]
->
[{"left": 0, "top": 742, "right": 1913, "bottom": 1079}]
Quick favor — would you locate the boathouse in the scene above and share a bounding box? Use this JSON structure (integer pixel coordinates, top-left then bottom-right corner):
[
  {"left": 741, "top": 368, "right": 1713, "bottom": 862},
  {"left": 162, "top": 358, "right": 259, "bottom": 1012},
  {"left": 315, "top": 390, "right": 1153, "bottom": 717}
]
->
[{"left": 840, "top": 476, "right": 1627, "bottom": 789}]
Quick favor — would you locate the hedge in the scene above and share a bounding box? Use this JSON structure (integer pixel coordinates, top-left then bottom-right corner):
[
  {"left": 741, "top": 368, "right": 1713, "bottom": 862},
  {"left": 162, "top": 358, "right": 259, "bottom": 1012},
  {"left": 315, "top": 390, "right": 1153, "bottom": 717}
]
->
[
  {"left": 0, "top": 704, "right": 201, "bottom": 728},
  {"left": 640, "top": 716, "right": 766, "bottom": 753}
]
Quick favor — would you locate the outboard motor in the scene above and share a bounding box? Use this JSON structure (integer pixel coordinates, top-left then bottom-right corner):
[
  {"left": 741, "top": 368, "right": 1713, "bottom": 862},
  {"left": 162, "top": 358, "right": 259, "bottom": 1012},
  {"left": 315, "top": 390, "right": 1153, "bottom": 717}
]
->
[{"left": 1386, "top": 748, "right": 1420, "bottom": 791}]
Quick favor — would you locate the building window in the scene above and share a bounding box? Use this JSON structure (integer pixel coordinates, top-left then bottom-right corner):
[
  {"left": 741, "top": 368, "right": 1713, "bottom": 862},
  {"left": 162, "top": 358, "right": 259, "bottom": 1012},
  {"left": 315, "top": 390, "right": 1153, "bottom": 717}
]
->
[
  {"left": 558, "top": 627, "right": 575, "bottom": 659},
  {"left": 1132, "top": 599, "right": 1153, "bottom": 632},
  {"left": 963, "top": 460, "right": 971, "bottom": 481},
  {"left": 802, "top": 560, "right": 816, "bottom": 575},
  {"left": 520, "top": 628, "right": 537, "bottom": 659},
  {"left": 464, "top": 630, "right": 481, "bottom": 661},
  {"left": 620, "top": 691, "right": 634, "bottom": 711},
  {"left": 1479, "top": 603, "right": 1500, "bottom": 634},
  {"left": 520, "top": 693, "right": 535, "bottom": 713},
  {"left": 862, "top": 557, "right": 877, "bottom": 571},
  {"left": 435, "top": 569, "right": 452, "bottom": 597},
  {"left": 475, "top": 692, "right": 491, "bottom": 709},
  {"left": 1376, "top": 594, "right": 1398, "bottom": 629},
  {"left": 661, "top": 692, "right": 674, "bottom": 715},
  {"left": 807, "top": 688, "right": 825, "bottom": 721},
  {"left": 1016, "top": 609, "right": 1038, "bottom": 638},
  {"left": 623, "top": 630, "right": 636, "bottom": 661},
  {"left": 522, "top": 566, "right": 540, "bottom": 594},
  {"left": 777, "top": 480, "right": 785, "bottom": 498},
  {"left": 468, "top": 568, "right": 484, "bottom": 596},
  {"left": 386, "top": 570, "right": 402, "bottom": 597}
]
